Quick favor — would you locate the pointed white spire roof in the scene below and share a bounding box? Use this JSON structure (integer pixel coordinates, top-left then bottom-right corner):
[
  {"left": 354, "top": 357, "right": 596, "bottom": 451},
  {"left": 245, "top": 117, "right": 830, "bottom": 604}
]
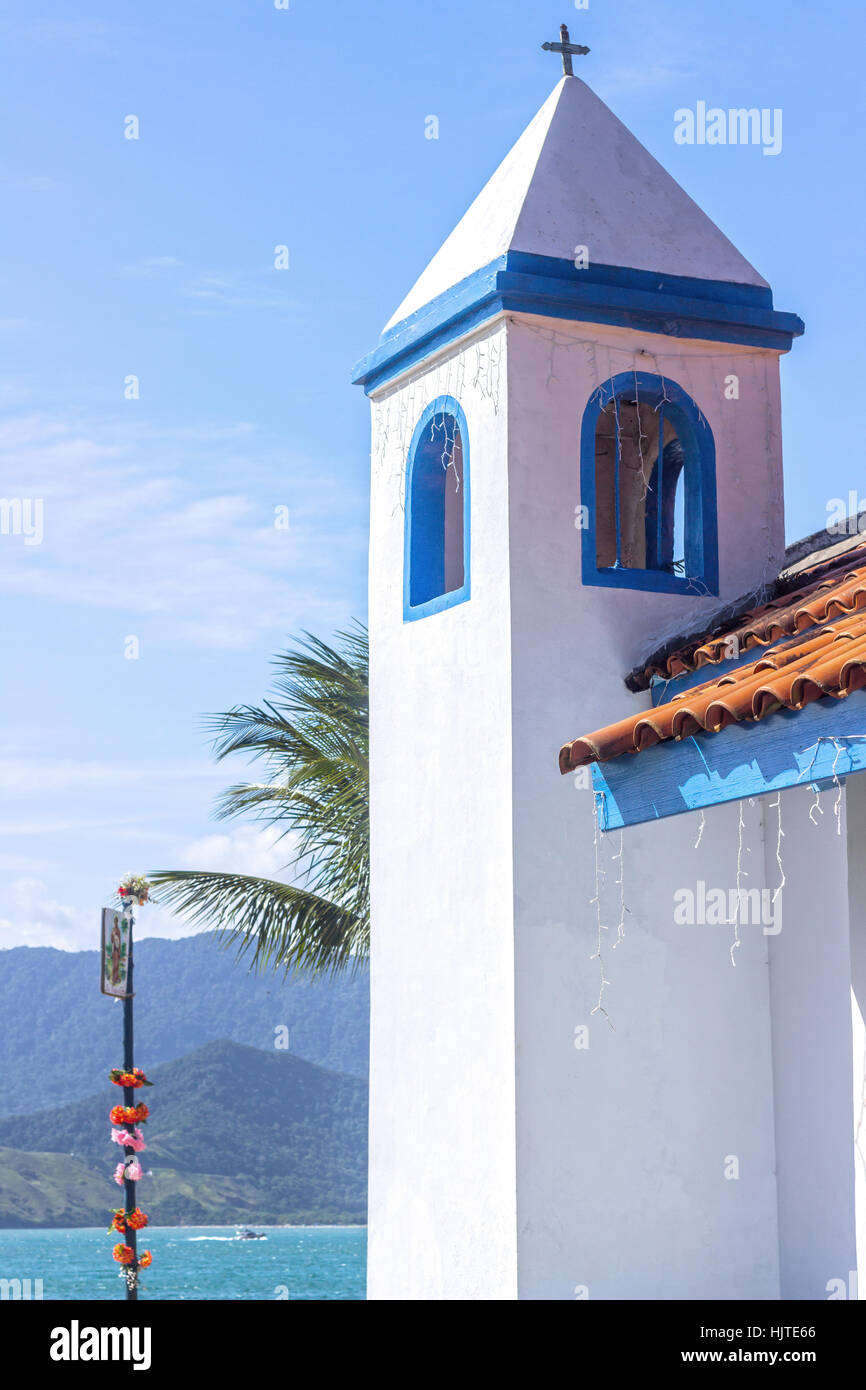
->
[{"left": 385, "top": 76, "right": 768, "bottom": 331}]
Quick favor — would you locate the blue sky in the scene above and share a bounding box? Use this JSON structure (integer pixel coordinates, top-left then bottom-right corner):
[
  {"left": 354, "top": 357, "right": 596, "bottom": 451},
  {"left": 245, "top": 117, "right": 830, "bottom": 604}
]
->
[{"left": 1, "top": 0, "right": 863, "bottom": 948}]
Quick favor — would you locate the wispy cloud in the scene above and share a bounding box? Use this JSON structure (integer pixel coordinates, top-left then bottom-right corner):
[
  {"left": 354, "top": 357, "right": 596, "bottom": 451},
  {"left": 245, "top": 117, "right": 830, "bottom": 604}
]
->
[
  {"left": 0, "top": 754, "right": 226, "bottom": 798},
  {"left": 591, "top": 8, "right": 703, "bottom": 100},
  {"left": 119, "top": 258, "right": 299, "bottom": 316},
  {"left": 0, "top": 410, "right": 365, "bottom": 649},
  {"left": 0, "top": 17, "right": 136, "bottom": 56},
  {"left": 0, "top": 174, "right": 62, "bottom": 194}
]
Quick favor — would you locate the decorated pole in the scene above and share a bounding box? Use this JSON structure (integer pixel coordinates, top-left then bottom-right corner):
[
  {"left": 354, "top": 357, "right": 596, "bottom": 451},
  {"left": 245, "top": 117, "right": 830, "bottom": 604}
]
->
[
  {"left": 122, "top": 916, "right": 137, "bottom": 1299},
  {"left": 102, "top": 875, "right": 153, "bottom": 1299}
]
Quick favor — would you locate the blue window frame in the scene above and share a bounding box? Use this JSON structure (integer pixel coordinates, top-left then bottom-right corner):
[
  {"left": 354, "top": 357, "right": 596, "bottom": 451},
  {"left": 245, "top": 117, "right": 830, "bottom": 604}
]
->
[
  {"left": 404, "top": 396, "right": 470, "bottom": 621},
  {"left": 580, "top": 371, "right": 718, "bottom": 595}
]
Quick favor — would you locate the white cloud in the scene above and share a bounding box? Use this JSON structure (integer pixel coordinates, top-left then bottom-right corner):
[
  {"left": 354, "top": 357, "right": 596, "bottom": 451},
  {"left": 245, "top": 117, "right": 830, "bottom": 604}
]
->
[
  {"left": 0, "top": 828, "right": 302, "bottom": 950},
  {"left": 176, "top": 825, "right": 293, "bottom": 878},
  {"left": 0, "top": 878, "right": 84, "bottom": 951}
]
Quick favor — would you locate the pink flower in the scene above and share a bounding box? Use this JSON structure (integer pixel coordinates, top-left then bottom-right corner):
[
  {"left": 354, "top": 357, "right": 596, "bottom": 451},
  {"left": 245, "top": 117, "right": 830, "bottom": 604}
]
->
[
  {"left": 110, "top": 1126, "right": 146, "bottom": 1152},
  {"left": 113, "top": 1160, "right": 142, "bottom": 1185}
]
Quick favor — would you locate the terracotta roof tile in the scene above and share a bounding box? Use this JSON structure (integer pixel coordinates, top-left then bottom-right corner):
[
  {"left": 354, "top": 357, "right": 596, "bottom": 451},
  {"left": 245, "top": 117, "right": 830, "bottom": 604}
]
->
[
  {"left": 559, "top": 545, "right": 866, "bottom": 773},
  {"left": 627, "top": 537, "right": 866, "bottom": 690}
]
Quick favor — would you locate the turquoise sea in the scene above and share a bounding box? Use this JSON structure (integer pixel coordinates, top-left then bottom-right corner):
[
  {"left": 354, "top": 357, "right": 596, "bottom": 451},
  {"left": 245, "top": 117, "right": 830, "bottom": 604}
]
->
[{"left": 0, "top": 1226, "right": 366, "bottom": 1300}]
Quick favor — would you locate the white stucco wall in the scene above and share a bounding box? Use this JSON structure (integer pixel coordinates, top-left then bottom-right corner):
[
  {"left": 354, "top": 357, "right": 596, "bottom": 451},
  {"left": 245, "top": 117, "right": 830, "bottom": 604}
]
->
[{"left": 366, "top": 325, "right": 518, "bottom": 1300}]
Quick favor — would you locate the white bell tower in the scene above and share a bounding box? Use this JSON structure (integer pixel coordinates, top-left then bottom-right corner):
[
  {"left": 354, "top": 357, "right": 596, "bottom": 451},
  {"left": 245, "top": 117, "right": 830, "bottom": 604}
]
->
[{"left": 354, "top": 70, "right": 807, "bottom": 1300}]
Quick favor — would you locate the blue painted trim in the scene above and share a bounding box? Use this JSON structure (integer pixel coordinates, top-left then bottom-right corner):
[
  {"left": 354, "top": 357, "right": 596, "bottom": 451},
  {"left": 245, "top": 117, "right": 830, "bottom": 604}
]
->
[
  {"left": 352, "top": 252, "right": 805, "bottom": 394},
  {"left": 591, "top": 688, "right": 866, "bottom": 829},
  {"left": 580, "top": 371, "right": 719, "bottom": 597},
  {"left": 403, "top": 396, "right": 471, "bottom": 623}
]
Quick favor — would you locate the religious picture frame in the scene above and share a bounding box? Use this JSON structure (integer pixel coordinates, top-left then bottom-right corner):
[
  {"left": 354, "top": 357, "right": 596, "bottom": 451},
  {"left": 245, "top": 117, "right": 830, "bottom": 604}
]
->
[{"left": 100, "top": 907, "right": 132, "bottom": 998}]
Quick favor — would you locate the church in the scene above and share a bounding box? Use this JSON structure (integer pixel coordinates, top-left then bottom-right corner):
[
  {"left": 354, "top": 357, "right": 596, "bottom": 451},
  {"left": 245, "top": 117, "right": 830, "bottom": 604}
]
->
[{"left": 353, "top": 38, "right": 865, "bottom": 1301}]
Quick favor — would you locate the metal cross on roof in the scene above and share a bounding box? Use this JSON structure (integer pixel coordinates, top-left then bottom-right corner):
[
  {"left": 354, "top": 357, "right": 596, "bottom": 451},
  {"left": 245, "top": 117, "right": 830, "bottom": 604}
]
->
[{"left": 542, "top": 23, "right": 590, "bottom": 77}]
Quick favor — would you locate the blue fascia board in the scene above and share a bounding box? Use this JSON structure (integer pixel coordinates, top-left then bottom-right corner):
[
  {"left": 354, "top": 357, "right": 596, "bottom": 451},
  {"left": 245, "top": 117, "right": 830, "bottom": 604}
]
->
[
  {"left": 352, "top": 253, "right": 805, "bottom": 394},
  {"left": 591, "top": 688, "right": 866, "bottom": 830}
]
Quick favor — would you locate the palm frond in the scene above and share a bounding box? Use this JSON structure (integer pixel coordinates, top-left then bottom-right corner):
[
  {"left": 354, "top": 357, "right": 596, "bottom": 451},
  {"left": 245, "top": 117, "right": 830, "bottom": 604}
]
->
[
  {"left": 148, "top": 870, "right": 366, "bottom": 977},
  {"left": 150, "top": 624, "right": 369, "bottom": 977}
]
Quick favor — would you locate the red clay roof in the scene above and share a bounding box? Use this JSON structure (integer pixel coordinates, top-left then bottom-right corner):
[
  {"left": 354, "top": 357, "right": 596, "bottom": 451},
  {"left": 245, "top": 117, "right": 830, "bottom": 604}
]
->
[{"left": 559, "top": 538, "right": 866, "bottom": 773}]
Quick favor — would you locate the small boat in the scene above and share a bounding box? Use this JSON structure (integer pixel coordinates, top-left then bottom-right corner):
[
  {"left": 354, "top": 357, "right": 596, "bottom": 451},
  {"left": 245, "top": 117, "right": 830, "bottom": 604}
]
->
[{"left": 236, "top": 1228, "right": 267, "bottom": 1240}]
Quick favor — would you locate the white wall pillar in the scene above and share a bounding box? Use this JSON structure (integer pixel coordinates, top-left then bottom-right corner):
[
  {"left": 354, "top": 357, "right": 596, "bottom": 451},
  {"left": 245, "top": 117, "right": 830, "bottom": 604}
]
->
[
  {"left": 366, "top": 326, "right": 519, "bottom": 1300},
  {"left": 845, "top": 772, "right": 866, "bottom": 1298},
  {"left": 767, "top": 782, "right": 856, "bottom": 1299}
]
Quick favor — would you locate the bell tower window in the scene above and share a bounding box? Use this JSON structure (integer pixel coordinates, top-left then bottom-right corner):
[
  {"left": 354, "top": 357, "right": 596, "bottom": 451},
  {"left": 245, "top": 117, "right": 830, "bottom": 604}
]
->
[
  {"left": 581, "top": 371, "right": 718, "bottom": 595},
  {"left": 404, "top": 397, "right": 470, "bottom": 621}
]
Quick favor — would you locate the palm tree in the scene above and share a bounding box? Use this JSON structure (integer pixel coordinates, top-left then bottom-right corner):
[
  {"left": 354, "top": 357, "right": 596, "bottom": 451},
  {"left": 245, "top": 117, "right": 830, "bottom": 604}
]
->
[{"left": 150, "top": 624, "right": 368, "bottom": 977}]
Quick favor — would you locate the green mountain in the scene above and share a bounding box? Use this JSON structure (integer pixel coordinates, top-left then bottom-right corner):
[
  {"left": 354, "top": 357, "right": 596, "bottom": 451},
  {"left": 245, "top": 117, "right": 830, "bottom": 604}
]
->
[
  {"left": 0, "top": 933, "right": 369, "bottom": 1116},
  {"left": 0, "top": 1040, "right": 367, "bottom": 1227}
]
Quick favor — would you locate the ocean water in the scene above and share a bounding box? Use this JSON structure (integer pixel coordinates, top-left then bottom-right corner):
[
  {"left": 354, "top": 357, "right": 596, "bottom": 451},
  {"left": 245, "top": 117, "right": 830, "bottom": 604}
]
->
[{"left": 0, "top": 1226, "right": 366, "bottom": 1300}]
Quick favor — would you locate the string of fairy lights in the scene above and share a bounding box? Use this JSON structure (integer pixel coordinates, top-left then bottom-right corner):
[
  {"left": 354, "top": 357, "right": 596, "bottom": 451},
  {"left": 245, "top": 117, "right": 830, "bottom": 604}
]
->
[{"left": 591, "top": 733, "right": 866, "bottom": 1033}]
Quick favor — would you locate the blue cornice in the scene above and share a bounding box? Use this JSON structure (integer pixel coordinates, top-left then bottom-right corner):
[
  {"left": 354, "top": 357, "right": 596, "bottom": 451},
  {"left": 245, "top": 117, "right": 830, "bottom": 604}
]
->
[{"left": 352, "top": 252, "right": 805, "bottom": 395}]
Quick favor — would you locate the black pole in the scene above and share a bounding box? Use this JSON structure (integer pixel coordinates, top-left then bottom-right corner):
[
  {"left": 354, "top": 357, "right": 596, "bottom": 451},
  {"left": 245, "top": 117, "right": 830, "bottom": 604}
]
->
[{"left": 122, "top": 913, "right": 138, "bottom": 1301}]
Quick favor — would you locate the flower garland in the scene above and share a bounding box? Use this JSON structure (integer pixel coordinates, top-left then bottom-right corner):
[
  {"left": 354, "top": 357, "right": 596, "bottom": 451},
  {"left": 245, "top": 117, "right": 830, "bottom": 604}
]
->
[
  {"left": 109, "top": 1067, "right": 152, "bottom": 1089},
  {"left": 111, "top": 1126, "right": 146, "bottom": 1152},
  {"left": 110, "top": 1206, "right": 148, "bottom": 1233},
  {"left": 111, "top": 1242, "right": 152, "bottom": 1269},
  {"left": 110, "top": 1103, "right": 149, "bottom": 1126},
  {"left": 114, "top": 1159, "right": 142, "bottom": 1186}
]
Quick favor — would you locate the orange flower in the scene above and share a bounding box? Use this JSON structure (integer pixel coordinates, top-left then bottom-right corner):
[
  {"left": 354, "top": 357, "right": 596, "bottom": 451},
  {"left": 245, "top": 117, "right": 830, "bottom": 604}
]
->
[
  {"left": 109, "top": 1103, "right": 149, "bottom": 1126},
  {"left": 110, "top": 1206, "right": 148, "bottom": 1233},
  {"left": 112, "top": 1243, "right": 135, "bottom": 1265},
  {"left": 109, "top": 1067, "right": 151, "bottom": 1089},
  {"left": 138, "top": 1250, "right": 153, "bottom": 1268}
]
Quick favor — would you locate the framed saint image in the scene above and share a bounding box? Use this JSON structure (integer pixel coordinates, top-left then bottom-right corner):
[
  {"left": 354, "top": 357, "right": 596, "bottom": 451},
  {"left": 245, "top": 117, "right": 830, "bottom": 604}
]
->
[{"left": 101, "top": 908, "right": 132, "bottom": 998}]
